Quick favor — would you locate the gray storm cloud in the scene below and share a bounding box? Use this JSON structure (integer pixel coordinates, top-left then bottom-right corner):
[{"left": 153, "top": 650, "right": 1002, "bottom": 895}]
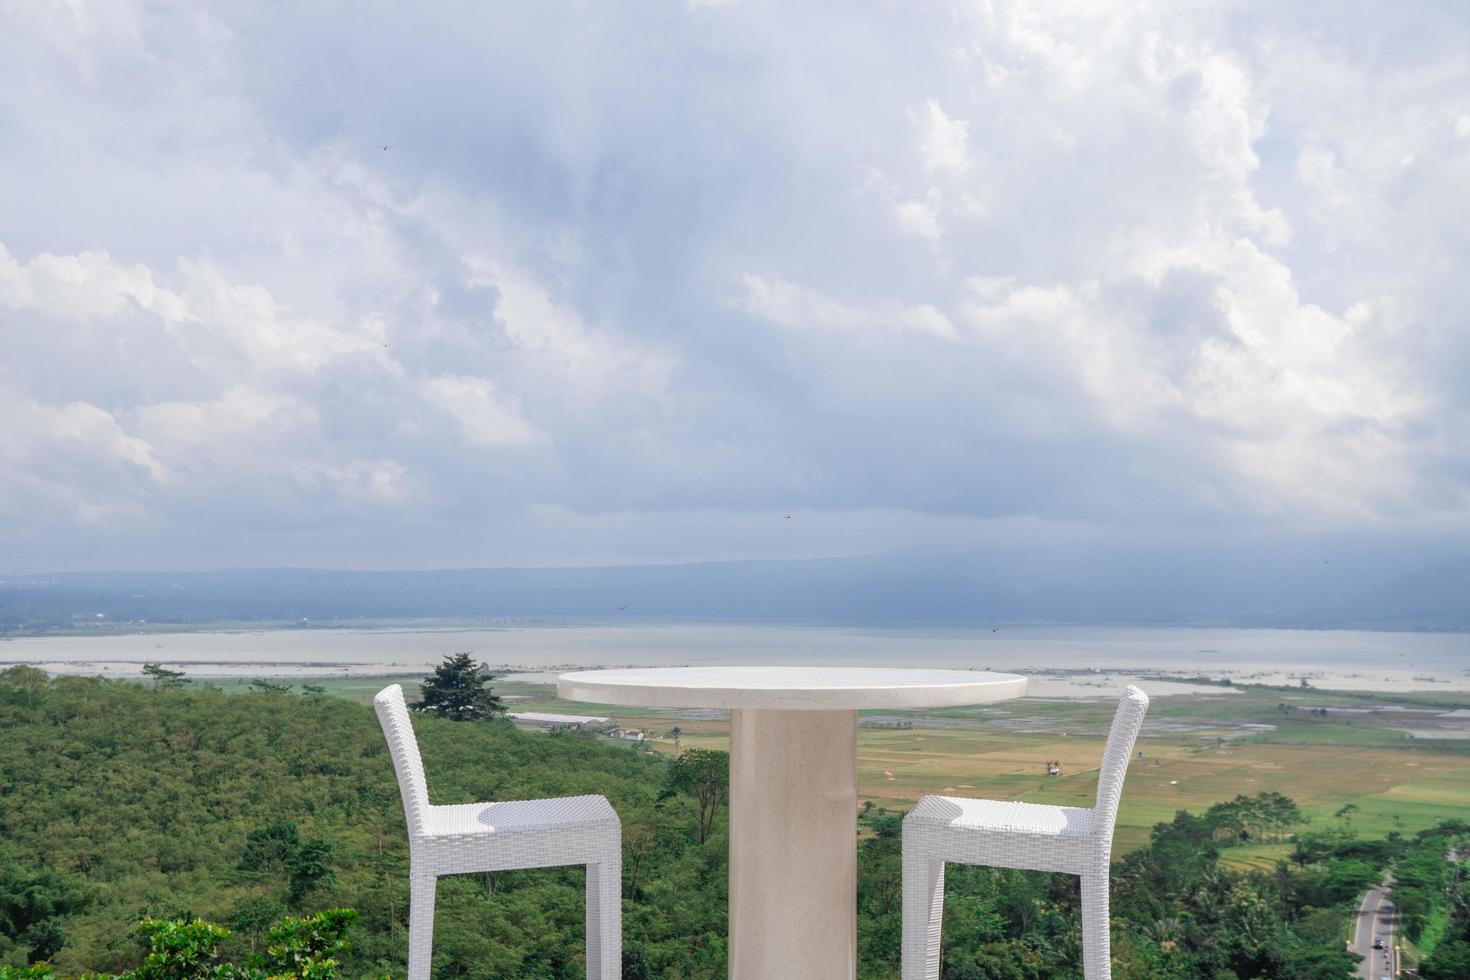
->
[{"left": 1, "top": 0, "right": 1467, "bottom": 571}]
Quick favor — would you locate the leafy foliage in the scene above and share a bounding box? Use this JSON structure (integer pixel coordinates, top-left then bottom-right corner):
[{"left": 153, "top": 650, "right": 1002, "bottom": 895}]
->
[
  {"left": 1403, "top": 821, "right": 1470, "bottom": 977},
  {"left": 0, "top": 966, "right": 58, "bottom": 980},
  {"left": 1201, "top": 790, "right": 1302, "bottom": 844},
  {"left": 237, "top": 823, "right": 336, "bottom": 908},
  {"left": 0, "top": 909, "right": 357, "bottom": 980},
  {"left": 254, "top": 908, "right": 357, "bottom": 978},
  {"left": 0, "top": 666, "right": 1443, "bottom": 978},
  {"left": 664, "top": 749, "right": 728, "bottom": 845},
  {"left": 415, "top": 654, "right": 504, "bottom": 722},
  {"left": 125, "top": 917, "right": 235, "bottom": 979},
  {"left": 0, "top": 873, "right": 84, "bottom": 964},
  {"left": 0, "top": 667, "right": 718, "bottom": 976},
  {"left": 140, "top": 665, "right": 188, "bottom": 689},
  {"left": 1422, "top": 938, "right": 1470, "bottom": 979}
]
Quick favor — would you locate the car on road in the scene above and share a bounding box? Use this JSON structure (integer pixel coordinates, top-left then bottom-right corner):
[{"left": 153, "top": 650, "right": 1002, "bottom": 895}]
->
[{"left": 1372, "top": 936, "right": 1384, "bottom": 949}]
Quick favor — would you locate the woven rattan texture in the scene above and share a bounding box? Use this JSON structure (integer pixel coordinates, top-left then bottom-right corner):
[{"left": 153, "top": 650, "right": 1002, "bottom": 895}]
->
[
  {"left": 901, "top": 685, "right": 1149, "bottom": 980},
  {"left": 375, "top": 684, "right": 622, "bottom": 978}
]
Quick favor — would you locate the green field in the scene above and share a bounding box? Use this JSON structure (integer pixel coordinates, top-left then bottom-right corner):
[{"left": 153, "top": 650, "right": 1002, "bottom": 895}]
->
[
  {"left": 514, "top": 677, "right": 1470, "bottom": 853},
  {"left": 221, "top": 671, "right": 1470, "bottom": 855}
]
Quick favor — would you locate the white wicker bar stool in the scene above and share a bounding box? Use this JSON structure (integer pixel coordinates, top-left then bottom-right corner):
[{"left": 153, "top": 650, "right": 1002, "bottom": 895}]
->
[
  {"left": 901, "top": 685, "right": 1149, "bottom": 980},
  {"left": 374, "top": 684, "right": 622, "bottom": 979}
]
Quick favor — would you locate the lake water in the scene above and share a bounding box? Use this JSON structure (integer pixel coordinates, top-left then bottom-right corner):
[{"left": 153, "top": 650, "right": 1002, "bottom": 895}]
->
[{"left": 2, "top": 623, "right": 1468, "bottom": 692}]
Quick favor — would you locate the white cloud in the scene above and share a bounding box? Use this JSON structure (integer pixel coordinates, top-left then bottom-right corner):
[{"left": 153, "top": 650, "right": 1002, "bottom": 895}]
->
[
  {"left": 893, "top": 198, "right": 941, "bottom": 242},
  {"left": 466, "top": 257, "right": 675, "bottom": 403},
  {"left": 421, "top": 375, "right": 549, "bottom": 449},
  {"left": 318, "top": 459, "right": 415, "bottom": 508},
  {"left": 916, "top": 101, "right": 971, "bottom": 176},
  {"left": 174, "top": 259, "right": 386, "bottom": 374},
  {"left": 1, "top": 0, "right": 1468, "bottom": 568},
  {"left": 38, "top": 400, "right": 167, "bottom": 482},
  {"left": 0, "top": 392, "right": 165, "bottom": 526},
  {"left": 131, "top": 386, "right": 313, "bottom": 455},
  {"left": 738, "top": 274, "right": 958, "bottom": 340},
  {"left": 0, "top": 244, "right": 187, "bottom": 322}
]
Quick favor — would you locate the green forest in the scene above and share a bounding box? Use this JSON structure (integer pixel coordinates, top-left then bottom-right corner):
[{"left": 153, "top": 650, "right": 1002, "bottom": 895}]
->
[{"left": 1, "top": 666, "right": 1468, "bottom": 978}]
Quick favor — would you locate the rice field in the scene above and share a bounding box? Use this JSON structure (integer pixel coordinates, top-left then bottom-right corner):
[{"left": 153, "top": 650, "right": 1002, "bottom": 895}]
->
[
  {"left": 252, "top": 671, "right": 1470, "bottom": 855},
  {"left": 530, "top": 679, "right": 1470, "bottom": 854}
]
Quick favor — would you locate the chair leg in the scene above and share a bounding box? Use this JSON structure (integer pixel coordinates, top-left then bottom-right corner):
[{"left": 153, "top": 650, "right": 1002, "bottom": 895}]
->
[
  {"left": 1080, "top": 873, "right": 1111, "bottom": 980},
  {"left": 586, "top": 850, "right": 622, "bottom": 979},
  {"left": 408, "top": 872, "right": 436, "bottom": 980},
  {"left": 902, "top": 840, "right": 945, "bottom": 980}
]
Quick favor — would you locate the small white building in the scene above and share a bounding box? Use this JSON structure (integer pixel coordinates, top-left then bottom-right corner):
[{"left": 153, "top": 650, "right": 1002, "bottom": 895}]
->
[{"left": 609, "top": 728, "right": 646, "bottom": 742}]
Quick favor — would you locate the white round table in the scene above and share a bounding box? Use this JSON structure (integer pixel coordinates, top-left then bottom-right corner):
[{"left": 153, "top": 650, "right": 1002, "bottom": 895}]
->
[{"left": 556, "top": 666, "right": 1028, "bottom": 979}]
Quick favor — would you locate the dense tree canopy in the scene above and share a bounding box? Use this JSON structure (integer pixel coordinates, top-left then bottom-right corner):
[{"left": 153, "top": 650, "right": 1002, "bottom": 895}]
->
[{"left": 2, "top": 666, "right": 1462, "bottom": 978}]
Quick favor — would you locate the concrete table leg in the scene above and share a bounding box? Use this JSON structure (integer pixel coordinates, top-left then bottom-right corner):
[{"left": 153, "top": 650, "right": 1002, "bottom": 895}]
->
[{"left": 728, "top": 708, "right": 858, "bottom": 980}]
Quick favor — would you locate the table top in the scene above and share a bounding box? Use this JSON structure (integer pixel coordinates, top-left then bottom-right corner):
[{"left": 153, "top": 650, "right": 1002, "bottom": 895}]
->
[{"left": 556, "top": 665, "right": 1027, "bottom": 711}]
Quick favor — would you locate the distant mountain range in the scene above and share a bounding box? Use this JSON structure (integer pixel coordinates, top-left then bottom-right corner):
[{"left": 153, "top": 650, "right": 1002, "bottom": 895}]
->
[{"left": 3, "top": 548, "right": 1468, "bottom": 632}]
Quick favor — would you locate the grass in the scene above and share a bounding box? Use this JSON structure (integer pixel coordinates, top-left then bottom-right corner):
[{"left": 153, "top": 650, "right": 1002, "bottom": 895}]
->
[
  {"left": 205, "top": 673, "right": 425, "bottom": 698},
  {"left": 1216, "top": 843, "right": 1294, "bottom": 872},
  {"left": 205, "top": 670, "right": 1470, "bottom": 856},
  {"left": 1417, "top": 904, "right": 1450, "bottom": 960},
  {"left": 617, "top": 688, "right": 1470, "bottom": 853}
]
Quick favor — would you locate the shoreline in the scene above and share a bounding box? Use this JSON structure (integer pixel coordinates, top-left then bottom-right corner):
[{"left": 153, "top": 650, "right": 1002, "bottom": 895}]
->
[
  {"left": 7, "top": 617, "right": 1470, "bottom": 639},
  {"left": 8, "top": 659, "right": 1470, "bottom": 696},
  {"left": 2, "top": 621, "right": 1467, "bottom": 693}
]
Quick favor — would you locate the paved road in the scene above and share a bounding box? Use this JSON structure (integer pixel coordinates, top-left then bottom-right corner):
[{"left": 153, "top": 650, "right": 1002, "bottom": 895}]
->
[{"left": 1354, "top": 879, "right": 1397, "bottom": 979}]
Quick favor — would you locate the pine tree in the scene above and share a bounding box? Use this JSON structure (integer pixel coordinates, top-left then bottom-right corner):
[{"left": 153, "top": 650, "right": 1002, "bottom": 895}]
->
[
  {"left": 417, "top": 653, "right": 505, "bottom": 721},
  {"left": 142, "top": 663, "right": 189, "bottom": 689}
]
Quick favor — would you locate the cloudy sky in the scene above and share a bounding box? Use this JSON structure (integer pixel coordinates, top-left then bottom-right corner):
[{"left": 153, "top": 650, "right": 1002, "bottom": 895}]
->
[{"left": 2, "top": 1, "right": 1468, "bottom": 572}]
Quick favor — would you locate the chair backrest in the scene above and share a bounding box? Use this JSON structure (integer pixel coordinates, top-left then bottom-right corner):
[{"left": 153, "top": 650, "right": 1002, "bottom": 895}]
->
[
  {"left": 374, "top": 684, "right": 431, "bottom": 839},
  {"left": 1092, "top": 685, "right": 1150, "bottom": 850}
]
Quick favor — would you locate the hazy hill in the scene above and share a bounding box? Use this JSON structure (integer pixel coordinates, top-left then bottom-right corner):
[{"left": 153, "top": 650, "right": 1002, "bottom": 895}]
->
[{"left": 3, "top": 547, "right": 1467, "bottom": 631}]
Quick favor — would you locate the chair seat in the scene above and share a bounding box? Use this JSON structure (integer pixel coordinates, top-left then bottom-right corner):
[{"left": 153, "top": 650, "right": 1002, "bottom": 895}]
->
[
  {"left": 374, "top": 683, "right": 622, "bottom": 979},
  {"left": 905, "top": 794, "right": 1099, "bottom": 875},
  {"left": 902, "top": 687, "right": 1150, "bottom": 979},
  {"left": 425, "top": 794, "right": 617, "bottom": 837},
  {"left": 908, "top": 795, "right": 1095, "bottom": 838}
]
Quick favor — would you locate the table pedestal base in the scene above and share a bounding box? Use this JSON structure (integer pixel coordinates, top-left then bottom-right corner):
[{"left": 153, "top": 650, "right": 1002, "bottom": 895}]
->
[{"left": 728, "top": 708, "right": 857, "bottom": 980}]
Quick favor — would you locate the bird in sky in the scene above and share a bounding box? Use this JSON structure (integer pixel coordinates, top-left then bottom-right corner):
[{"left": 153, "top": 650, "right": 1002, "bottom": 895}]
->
[{"left": 382, "top": 144, "right": 390, "bottom": 151}]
